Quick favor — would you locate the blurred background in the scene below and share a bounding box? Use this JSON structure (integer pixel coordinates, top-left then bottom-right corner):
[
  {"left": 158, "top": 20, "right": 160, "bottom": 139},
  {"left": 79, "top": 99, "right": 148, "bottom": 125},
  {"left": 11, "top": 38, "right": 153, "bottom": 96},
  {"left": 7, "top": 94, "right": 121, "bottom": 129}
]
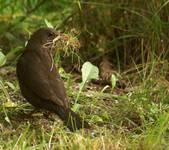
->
[{"left": 1, "top": 0, "right": 169, "bottom": 74}]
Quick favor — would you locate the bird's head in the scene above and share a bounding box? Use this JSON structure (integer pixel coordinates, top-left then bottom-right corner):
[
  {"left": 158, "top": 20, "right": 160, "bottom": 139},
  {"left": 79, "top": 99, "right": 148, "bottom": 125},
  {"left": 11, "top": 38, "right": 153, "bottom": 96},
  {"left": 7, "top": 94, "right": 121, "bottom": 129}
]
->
[{"left": 27, "top": 28, "right": 59, "bottom": 50}]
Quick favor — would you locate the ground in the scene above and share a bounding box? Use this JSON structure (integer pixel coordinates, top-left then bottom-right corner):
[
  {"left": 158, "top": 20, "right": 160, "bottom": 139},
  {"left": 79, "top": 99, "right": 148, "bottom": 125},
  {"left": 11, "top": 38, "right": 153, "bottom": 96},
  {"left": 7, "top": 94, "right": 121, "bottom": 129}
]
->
[{"left": 0, "top": 64, "right": 169, "bottom": 150}]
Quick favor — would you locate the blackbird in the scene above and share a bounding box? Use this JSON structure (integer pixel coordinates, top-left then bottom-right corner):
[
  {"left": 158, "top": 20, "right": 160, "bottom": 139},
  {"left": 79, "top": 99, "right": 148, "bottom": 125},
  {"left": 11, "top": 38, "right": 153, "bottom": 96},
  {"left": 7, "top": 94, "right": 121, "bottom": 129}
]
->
[{"left": 16, "top": 28, "right": 90, "bottom": 131}]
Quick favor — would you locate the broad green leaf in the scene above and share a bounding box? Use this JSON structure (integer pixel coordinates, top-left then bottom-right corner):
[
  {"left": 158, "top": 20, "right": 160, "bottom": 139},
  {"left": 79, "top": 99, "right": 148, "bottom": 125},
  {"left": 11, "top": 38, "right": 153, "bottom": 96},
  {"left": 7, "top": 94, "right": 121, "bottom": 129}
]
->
[
  {"left": 75, "top": 62, "right": 99, "bottom": 104},
  {"left": 0, "top": 51, "right": 6, "bottom": 66},
  {"left": 81, "top": 61, "right": 99, "bottom": 84}
]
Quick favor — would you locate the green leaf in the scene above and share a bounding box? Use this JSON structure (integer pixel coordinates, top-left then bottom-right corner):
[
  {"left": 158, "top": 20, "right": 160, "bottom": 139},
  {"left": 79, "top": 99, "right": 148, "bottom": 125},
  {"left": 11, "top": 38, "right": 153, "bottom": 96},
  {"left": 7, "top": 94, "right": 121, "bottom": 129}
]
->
[
  {"left": 5, "top": 116, "right": 11, "bottom": 124},
  {"left": 81, "top": 61, "right": 99, "bottom": 84},
  {"left": 90, "top": 115, "right": 103, "bottom": 123},
  {"left": 75, "top": 62, "right": 99, "bottom": 104},
  {"left": 44, "top": 19, "right": 53, "bottom": 28},
  {"left": 111, "top": 74, "right": 118, "bottom": 89},
  {"left": 0, "top": 51, "right": 6, "bottom": 66},
  {"left": 77, "top": 0, "right": 82, "bottom": 11},
  {"left": 5, "top": 81, "right": 16, "bottom": 91}
]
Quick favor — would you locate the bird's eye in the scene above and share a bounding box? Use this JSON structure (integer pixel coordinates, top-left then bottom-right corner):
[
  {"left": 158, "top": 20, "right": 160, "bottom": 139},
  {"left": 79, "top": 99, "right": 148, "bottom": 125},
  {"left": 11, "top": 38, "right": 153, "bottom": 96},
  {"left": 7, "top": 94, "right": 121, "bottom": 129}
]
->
[{"left": 48, "top": 32, "right": 54, "bottom": 37}]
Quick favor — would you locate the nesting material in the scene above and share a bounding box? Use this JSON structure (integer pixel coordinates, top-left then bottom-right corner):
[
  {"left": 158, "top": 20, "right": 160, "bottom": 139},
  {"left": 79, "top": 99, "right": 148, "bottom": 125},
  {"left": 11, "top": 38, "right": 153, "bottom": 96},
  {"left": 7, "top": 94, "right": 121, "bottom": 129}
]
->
[{"left": 43, "top": 32, "right": 81, "bottom": 55}]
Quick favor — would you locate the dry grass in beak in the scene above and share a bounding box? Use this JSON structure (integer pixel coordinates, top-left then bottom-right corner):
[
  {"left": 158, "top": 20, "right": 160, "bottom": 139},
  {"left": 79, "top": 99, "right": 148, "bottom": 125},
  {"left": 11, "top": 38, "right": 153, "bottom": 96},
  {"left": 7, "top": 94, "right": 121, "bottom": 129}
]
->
[
  {"left": 52, "top": 33, "right": 81, "bottom": 56},
  {"left": 42, "top": 32, "right": 80, "bottom": 55},
  {"left": 43, "top": 32, "right": 81, "bottom": 71}
]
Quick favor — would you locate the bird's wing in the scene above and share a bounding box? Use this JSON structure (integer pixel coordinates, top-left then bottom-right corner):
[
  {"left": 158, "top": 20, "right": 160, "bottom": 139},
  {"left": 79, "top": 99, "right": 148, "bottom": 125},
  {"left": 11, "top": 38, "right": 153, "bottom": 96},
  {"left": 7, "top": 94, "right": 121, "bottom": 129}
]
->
[{"left": 17, "top": 52, "right": 68, "bottom": 107}]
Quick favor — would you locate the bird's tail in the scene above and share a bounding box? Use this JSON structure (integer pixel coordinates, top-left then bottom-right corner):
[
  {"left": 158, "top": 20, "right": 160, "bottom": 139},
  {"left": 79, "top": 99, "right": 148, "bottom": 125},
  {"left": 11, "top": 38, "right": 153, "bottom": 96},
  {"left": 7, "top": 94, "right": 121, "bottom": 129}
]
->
[
  {"left": 44, "top": 101, "right": 90, "bottom": 131},
  {"left": 56, "top": 106, "right": 90, "bottom": 131}
]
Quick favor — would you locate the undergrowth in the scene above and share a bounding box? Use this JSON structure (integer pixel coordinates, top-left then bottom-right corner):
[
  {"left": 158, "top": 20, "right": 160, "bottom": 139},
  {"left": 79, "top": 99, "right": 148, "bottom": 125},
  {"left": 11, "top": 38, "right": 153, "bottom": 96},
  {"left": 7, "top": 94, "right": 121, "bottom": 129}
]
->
[{"left": 0, "top": 0, "right": 169, "bottom": 150}]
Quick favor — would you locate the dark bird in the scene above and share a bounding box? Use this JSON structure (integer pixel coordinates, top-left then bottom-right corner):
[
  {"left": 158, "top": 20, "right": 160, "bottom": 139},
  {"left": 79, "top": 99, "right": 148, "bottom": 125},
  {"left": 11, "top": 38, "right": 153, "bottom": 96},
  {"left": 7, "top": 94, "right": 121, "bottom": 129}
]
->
[{"left": 16, "top": 28, "right": 90, "bottom": 131}]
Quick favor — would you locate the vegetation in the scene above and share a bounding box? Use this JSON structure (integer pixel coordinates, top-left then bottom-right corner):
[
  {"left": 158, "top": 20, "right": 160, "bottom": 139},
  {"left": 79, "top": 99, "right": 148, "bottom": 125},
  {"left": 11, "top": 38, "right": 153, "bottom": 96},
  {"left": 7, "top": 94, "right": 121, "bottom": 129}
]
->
[{"left": 0, "top": 0, "right": 169, "bottom": 149}]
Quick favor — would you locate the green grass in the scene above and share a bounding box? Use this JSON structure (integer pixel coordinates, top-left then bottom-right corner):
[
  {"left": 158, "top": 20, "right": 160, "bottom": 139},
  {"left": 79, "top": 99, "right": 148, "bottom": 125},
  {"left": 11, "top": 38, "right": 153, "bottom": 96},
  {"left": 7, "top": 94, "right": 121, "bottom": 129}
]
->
[
  {"left": 1, "top": 0, "right": 169, "bottom": 149},
  {"left": 1, "top": 64, "right": 169, "bottom": 149}
]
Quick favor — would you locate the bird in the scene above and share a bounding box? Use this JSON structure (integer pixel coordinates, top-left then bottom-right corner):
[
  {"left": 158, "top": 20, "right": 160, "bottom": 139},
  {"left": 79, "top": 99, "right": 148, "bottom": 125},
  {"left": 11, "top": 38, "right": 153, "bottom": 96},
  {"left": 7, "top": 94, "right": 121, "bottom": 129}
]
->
[{"left": 16, "top": 28, "right": 90, "bottom": 131}]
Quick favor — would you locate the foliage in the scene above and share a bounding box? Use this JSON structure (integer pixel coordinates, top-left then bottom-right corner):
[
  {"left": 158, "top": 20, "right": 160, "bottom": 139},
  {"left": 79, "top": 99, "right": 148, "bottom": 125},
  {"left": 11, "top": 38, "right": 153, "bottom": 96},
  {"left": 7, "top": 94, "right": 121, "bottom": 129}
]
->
[
  {"left": 75, "top": 61, "right": 99, "bottom": 103},
  {"left": 0, "top": 51, "right": 6, "bottom": 66},
  {"left": 0, "top": 0, "right": 169, "bottom": 149}
]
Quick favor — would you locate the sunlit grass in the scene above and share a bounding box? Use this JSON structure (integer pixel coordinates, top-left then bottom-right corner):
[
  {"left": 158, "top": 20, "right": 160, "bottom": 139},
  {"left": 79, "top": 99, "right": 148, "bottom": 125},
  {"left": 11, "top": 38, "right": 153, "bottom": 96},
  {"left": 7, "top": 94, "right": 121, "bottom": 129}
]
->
[
  {"left": 0, "top": 0, "right": 169, "bottom": 149},
  {"left": 1, "top": 60, "right": 169, "bottom": 149}
]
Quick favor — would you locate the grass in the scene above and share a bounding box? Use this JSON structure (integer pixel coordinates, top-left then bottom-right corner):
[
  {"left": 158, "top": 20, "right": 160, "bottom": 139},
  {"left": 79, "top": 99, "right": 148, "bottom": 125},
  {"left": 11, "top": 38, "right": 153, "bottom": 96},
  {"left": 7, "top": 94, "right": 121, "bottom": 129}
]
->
[
  {"left": 1, "top": 0, "right": 169, "bottom": 149},
  {"left": 1, "top": 62, "right": 169, "bottom": 149}
]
